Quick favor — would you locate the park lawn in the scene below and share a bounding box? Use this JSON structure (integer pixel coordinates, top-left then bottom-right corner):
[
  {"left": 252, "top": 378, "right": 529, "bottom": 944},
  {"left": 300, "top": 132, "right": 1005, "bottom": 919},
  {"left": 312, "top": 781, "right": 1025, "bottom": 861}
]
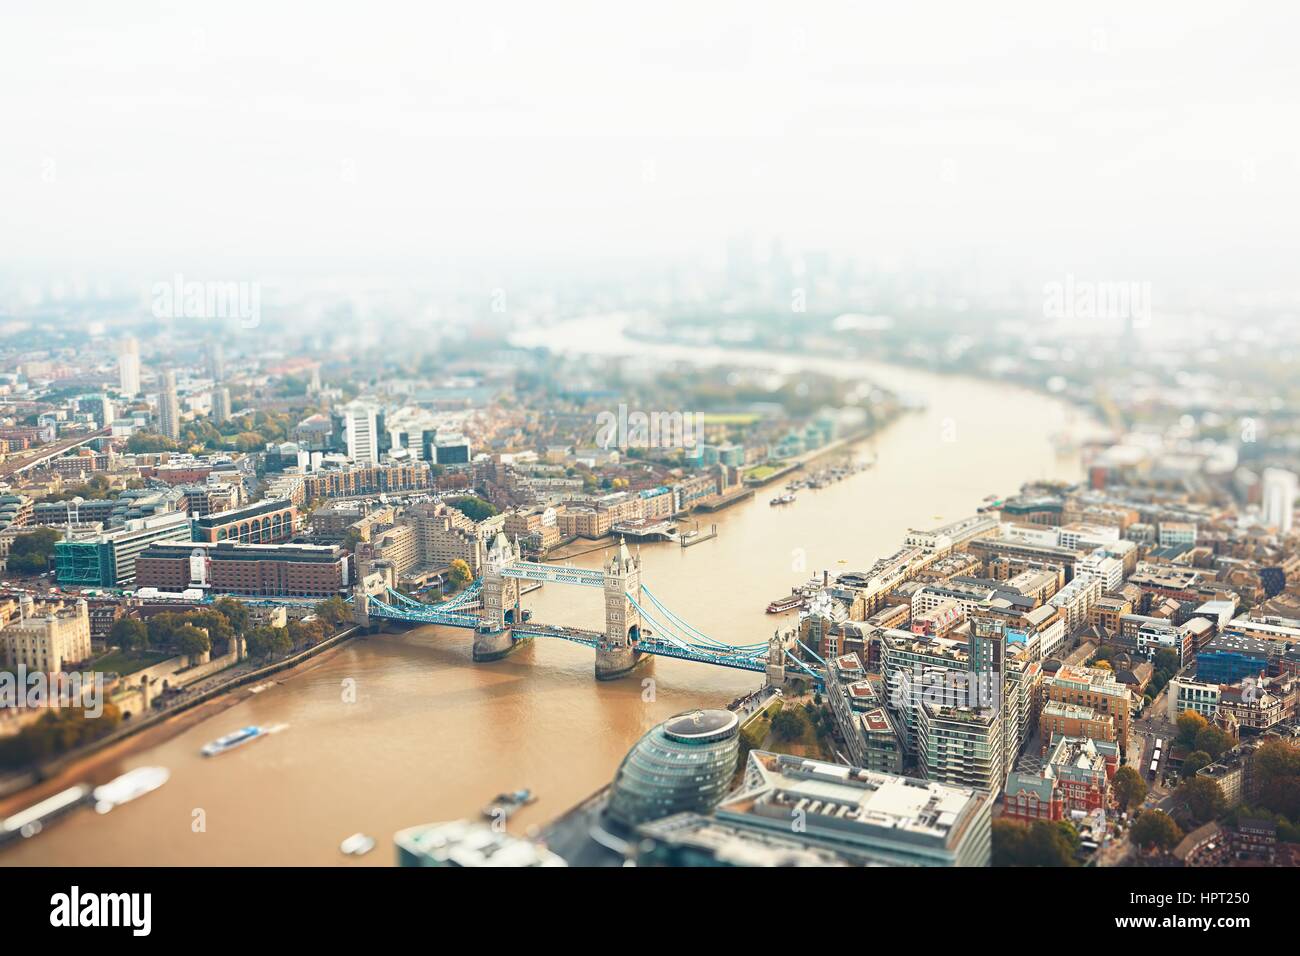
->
[
  {"left": 744, "top": 464, "right": 781, "bottom": 481},
  {"left": 92, "top": 649, "right": 172, "bottom": 676}
]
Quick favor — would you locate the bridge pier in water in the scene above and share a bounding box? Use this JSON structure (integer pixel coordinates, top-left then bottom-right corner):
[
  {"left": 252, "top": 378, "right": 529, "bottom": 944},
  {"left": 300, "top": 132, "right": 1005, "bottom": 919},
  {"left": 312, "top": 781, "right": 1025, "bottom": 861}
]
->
[
  {"left": 477, "top": 532, "right": 527, "bottom": 661},
  {"left": 596, "top": 539, "right": 644, "bottom": 680},
  {"left": 361, "top": 534, "right": 787, "bottom": 683}
]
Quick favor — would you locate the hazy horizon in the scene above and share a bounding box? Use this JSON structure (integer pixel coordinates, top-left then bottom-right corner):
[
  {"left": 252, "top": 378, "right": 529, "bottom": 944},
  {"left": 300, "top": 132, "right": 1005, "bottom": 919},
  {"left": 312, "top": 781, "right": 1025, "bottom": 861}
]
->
[{"left": 3, "top": 1, "right": 1299, "bottom": 295}]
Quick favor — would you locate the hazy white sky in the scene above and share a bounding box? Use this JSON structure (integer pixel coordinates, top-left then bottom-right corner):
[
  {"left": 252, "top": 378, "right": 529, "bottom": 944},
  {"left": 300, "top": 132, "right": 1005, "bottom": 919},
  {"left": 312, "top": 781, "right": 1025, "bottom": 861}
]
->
[{"left": 2, "top": 1, "right": 1298, "bottom": 287}]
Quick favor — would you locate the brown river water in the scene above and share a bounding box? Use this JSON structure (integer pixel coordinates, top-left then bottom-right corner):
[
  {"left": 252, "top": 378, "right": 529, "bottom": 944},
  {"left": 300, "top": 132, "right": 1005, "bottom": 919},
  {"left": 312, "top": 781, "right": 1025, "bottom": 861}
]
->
[{"left": 1, "top": 326, "right": 1090, "bottom": 865}]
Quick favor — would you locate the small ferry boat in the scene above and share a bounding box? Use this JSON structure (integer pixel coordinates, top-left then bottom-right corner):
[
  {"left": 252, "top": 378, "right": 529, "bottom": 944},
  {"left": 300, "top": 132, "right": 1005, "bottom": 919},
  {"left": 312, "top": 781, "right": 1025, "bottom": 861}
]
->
[
  {"left": 92, "top": 767, "right": 170, "bottom": 814},
  {"left": 769, "top": 493, "right": 796, "bottom": 506},
  {"left": 481, "top": 788, "right": 536, "bottom": 820},
  {"left": 766, "top": 595, "right": 803, "bottom": 614},
  {"left": 340, "top": 832, "right": 376, "bottom": 856},
  {"left": 201, "top": 724, "right": 284, "bottom": 757}
]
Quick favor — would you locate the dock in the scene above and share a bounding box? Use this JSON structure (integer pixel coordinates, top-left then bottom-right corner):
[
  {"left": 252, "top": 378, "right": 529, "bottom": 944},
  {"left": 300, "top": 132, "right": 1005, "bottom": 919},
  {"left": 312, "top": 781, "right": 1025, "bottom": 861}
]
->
[{"left": 680, "top": 524, "right": 718, "bottom": 548}]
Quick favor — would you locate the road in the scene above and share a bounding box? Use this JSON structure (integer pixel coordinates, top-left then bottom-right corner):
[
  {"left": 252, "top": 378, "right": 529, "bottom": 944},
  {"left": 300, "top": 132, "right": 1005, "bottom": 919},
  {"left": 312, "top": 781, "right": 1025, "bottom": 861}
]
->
[{"left": 0, "top": 428, "right": 109, "bottom": 478}]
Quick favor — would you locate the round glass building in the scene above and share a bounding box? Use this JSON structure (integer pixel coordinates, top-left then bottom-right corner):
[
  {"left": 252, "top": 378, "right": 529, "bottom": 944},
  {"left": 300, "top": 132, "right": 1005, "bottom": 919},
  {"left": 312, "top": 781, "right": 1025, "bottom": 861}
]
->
[{"left": 606, "top": 709, "right": 741, "bottom": 829}]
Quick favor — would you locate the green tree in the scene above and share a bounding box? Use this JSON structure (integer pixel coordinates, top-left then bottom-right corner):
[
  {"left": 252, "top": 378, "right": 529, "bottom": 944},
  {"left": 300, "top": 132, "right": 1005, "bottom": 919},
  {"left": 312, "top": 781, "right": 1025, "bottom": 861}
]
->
[
  {"left": 450, "top": 496, "right": 499, "bottom": 522},
  {"left": 6, "top": 527, "right": 62, "bottom": 574},
  {"left": 314, "top": 596, "right": 349, "bottom": 630},
  {"left": 212, "top": 597, "right": 250, "bottom": 636},
  {"left": 174, "top": 624, "right": 211, "bottom": 660},
  {"left": 245, "top": 625, "right": 291, "bottom": 659},
  {"left": 1147, "top": 648, "right": 1182, "bottom": 697},
  {"left": 244, "top": 626, "right": 277, "bottom": 660},
  {"left": 1112, "top": 765, "right": 1148, "bottom": 812},
  {"left": 107, "top": 617, "right": 148, "bottom": 651},
  {"left": 186, "top": 610, "right": 234, "bottom": 653},
  {"left": 1131, "top": 810, "right": 1183, "bottom": 851},
  {"left": 992, "top": 819, "right": 1076, "bottom": 867},
  {"left": 288, "top": 619, "right": 323, "bottom": 648},
  {"left": 1253, "top": 739, "right": 1300, "bottom": 821},
  {"left": 1181, "top": 750, "right": 1213, "bottom": 775},
  {"left": 1178, "top": 777, "right": 1227, "bottom": 825},
  {"left": 1175, "top": 711, "right": 1208, "bottom": 749},
  {"left": 268, "top": 626, "right": 292, "bottom": 657},
  {"left": 146, "top": 611, "right": 187, "bottom": 647},
  {"left": 126, "top": 431, "right": 181, "bottom": 453},
  {"left": 1194, "top": 726, "right": 1233, "bottom": 761},
  {"left": 770, "top": 709, "right": 806, "bottom": 742}
]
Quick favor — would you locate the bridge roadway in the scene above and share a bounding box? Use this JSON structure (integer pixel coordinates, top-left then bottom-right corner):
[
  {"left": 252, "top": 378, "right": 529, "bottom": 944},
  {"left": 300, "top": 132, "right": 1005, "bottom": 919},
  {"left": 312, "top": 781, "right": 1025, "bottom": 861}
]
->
[
  {"left": 363, "top": 578, "right": 786, "bottom": 677},
  {"left": 0, "top": 427, "right": 110, "bottom": 477}
]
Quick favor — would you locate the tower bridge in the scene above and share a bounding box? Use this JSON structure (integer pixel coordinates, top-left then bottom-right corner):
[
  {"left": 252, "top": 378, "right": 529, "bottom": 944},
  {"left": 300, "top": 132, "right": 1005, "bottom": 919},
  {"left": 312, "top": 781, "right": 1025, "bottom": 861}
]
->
[{"left": 355, "top": 532, "right": 820, "bottom": 684}]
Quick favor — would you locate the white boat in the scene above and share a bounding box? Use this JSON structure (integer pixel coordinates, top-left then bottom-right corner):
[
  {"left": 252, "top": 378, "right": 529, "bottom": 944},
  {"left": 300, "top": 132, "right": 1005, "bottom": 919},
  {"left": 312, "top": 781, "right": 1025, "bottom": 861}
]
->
[
  {"left": 201, "top": 724, "right": 287, "bottom": 757},
  {"left": 340, "top": 832, "right": 376, "bottom": 856},
  {"left": 92, "top": 767, "right": 170, "bottom": 814},
  {"left": 0, "top": 785, "right": 91, "bottom": 842}
]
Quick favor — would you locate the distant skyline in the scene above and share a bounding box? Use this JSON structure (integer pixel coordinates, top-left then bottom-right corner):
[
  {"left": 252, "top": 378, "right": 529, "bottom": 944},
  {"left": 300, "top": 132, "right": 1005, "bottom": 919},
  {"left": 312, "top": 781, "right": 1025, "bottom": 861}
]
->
[{"left": 2, "top": 2, "right": 1299, "bottom": 293}]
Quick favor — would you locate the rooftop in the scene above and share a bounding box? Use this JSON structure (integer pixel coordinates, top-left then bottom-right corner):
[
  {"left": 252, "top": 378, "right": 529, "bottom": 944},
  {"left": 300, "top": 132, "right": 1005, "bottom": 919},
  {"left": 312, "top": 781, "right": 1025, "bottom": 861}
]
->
[{"left": 721, "top": 752, "right": 986, "bottom": 852}]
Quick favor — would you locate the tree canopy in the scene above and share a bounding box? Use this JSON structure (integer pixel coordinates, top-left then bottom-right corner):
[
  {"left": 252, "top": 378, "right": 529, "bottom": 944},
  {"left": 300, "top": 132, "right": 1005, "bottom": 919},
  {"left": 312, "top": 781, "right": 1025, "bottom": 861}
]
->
[
  {"left": 1178, "top": 776, "right": 1226, "bottom": 825},
  {"left": 1130, "top": 810, "right": 1183, "bottom": 851},
  {"left": 1175, "top": 710, "right": 1208, "bottom": 749},
  {"left": 450, "top": 496, "right": 498, "bottom": 522},
  {"left": 1112, "top": 765, "right": 1148, "bottom": 811},
  {"left": 992, "top": 819, "right": 1078, "bottom": 867}
]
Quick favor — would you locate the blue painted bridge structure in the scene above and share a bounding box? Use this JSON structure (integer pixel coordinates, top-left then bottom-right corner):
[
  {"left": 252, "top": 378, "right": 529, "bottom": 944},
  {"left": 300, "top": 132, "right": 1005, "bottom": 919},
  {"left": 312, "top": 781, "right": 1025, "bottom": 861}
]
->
[{"left": 356, "top": 534, "right": 823, "bottom": 684}]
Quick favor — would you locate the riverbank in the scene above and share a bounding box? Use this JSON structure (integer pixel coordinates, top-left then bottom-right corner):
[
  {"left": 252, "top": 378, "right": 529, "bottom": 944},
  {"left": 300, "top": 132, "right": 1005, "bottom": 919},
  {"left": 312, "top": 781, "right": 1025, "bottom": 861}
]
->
[
  {"left": 3, "top": 340, "right": 1091, "bottom": 865},
  {"left": 0, "top": 626, "right": 360, "bottom": 812}
]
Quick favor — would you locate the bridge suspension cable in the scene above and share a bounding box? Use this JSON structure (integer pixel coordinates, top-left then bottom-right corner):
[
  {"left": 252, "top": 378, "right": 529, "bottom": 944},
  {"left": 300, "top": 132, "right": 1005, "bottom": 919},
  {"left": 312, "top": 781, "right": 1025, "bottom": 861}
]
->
[
  {"left": 794, "top": 638, "right": 828, "bottom": 667},
  {"left": 628, "top": 593, "right": 768, "bottom": 662},
  {"left": 638, "top": 585, "right": 768, "bottom": 652}
]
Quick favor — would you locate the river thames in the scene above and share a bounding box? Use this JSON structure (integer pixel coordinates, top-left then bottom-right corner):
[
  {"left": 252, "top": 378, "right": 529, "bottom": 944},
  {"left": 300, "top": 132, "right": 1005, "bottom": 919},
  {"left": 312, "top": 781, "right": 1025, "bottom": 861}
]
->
[{"left": 1, "top": 326, "right": 1092, "bottom": 865}]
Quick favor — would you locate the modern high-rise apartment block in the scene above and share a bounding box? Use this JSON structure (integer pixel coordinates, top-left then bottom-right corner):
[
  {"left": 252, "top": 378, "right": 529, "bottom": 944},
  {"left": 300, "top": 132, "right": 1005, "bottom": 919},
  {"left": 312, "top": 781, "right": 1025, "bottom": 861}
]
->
[
  {"left": 158, "top": 368, "right": 181, "bottom": 440},
  {"left": 118, "top": 337, "right": 141, "bottom": 396},
  {"left": 342, "top": 400, "right": 380, "bottom": 465},
  {"left": 211, "top": 386, "right": 231, "bottom": 424},
  {"left": 1262, "top": 468, "right": 1297, "bottom": 536}
]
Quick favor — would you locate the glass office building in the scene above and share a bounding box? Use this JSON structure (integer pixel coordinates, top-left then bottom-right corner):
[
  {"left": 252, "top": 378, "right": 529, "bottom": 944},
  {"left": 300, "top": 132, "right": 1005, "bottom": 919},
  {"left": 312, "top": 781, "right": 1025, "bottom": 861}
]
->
[{"left": 606, "top": 709, "right": 740, "bottom": 829}]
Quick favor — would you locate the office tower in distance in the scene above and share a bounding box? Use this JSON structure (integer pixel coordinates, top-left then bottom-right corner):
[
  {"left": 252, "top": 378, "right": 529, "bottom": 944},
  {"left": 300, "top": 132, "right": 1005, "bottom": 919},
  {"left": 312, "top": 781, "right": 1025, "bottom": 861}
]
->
[
  {"left": 207, "top": 341, "right": 226, "bottom": 382},
  {"left": 158, "top": 369, "right": 181, "bottom": 440},
  {"left": 212, "top": 386, "right": 231, "bottom": 424},
  {"left": 1262, "top": 468, "right": 1297, "bottom": 536},
  {"left": 342, "top": 400, "right": 380, "bottom": 465},
  {"left": 118, "top": 337, "right": 141, "bottom": 396}
]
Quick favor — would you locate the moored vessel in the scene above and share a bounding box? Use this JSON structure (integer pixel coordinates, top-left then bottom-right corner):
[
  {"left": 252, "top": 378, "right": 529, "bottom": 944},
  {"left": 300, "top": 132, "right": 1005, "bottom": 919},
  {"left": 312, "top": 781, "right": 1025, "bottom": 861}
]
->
[{"left": 766, "top": 594, "right": 803, "bottom": 613}]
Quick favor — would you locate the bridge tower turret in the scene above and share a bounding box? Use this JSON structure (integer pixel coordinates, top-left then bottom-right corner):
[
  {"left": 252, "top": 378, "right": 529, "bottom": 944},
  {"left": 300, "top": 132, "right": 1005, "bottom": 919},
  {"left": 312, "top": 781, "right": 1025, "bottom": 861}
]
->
[
  {"left": 765, "top": 629, "right": 787, "bottom": 687},
  {"left": 597, "top": 538, "right": 643, "bottom": 680},
  {"left": 474, "top": 531, "right": 522, "bottom": 661}
]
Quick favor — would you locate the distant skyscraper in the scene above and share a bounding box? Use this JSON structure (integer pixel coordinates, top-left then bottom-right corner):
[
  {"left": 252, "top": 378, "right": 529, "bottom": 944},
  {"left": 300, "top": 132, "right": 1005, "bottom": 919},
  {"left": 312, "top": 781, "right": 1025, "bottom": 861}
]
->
[
  {"left": 207, "top": 341, "right": 226, "bottom": 383},
  {"left": 118, "top": 338, "right": 141, "bottom": 396},
  {"left": 211, "top": 386, "right": 231, "bottom": 424},
  {"left": 158, "top": 369, "right": 181, "bottom": 440},
  {"left": 1262, "top": 468, "right": 1297, "bottom": 536},
  {"left": 342, "top": 401, "right": 380, "bottom": 464}
]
